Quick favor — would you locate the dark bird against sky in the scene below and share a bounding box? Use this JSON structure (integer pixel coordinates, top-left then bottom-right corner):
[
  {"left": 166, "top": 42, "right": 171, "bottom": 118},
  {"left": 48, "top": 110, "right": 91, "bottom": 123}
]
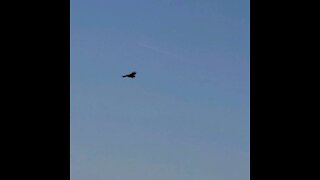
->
[{"left": 122, "top": 71, "right": 136, "bottom": 78}]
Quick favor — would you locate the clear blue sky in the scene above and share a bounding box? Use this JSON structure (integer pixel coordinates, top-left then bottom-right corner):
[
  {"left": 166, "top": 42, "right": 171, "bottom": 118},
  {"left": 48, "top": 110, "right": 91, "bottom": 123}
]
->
[{"left": 71, "top": 0, "right": 250, "bottom": 179}]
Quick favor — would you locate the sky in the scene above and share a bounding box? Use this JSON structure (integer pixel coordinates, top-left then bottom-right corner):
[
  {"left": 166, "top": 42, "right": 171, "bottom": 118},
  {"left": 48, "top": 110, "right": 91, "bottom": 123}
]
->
[{"left": 70, "top": 0, "right": 250, "bottom": 179}]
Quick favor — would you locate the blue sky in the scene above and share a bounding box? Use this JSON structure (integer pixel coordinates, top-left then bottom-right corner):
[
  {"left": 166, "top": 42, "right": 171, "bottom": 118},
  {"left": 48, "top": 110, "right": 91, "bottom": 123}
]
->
[{"left": 71, "top": 0, "right": 249, "bottom": 179}]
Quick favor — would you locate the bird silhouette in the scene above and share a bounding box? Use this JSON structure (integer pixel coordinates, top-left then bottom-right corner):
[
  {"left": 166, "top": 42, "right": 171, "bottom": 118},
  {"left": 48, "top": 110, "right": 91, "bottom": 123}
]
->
[{"left": 122, "top": 71, "right": 136, "bottom": 78}]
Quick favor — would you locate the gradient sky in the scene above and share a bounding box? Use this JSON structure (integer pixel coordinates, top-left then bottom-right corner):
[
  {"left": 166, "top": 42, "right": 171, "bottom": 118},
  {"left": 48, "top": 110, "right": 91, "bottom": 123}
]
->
[{"left": 71, "top": 0, "right": 250, "bottom": 179}]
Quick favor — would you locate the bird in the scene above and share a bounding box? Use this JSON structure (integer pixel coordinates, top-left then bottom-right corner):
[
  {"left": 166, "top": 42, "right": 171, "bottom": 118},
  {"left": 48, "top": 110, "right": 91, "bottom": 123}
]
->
[{"left": 122, "top": 71, "right": 136, "bottom": 78}]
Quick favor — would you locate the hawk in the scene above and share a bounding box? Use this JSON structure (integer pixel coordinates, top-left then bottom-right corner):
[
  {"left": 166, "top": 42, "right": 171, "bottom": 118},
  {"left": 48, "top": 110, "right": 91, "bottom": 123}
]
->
[{"left": 122, "top": 71, "right": 136, "bottom": 78}]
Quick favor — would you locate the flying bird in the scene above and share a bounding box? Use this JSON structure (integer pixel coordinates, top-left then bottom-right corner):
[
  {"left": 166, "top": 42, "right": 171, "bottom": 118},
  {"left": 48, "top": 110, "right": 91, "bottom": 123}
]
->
[{"left": 122, "top": 71, "right": 136, "bottom": 78}]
